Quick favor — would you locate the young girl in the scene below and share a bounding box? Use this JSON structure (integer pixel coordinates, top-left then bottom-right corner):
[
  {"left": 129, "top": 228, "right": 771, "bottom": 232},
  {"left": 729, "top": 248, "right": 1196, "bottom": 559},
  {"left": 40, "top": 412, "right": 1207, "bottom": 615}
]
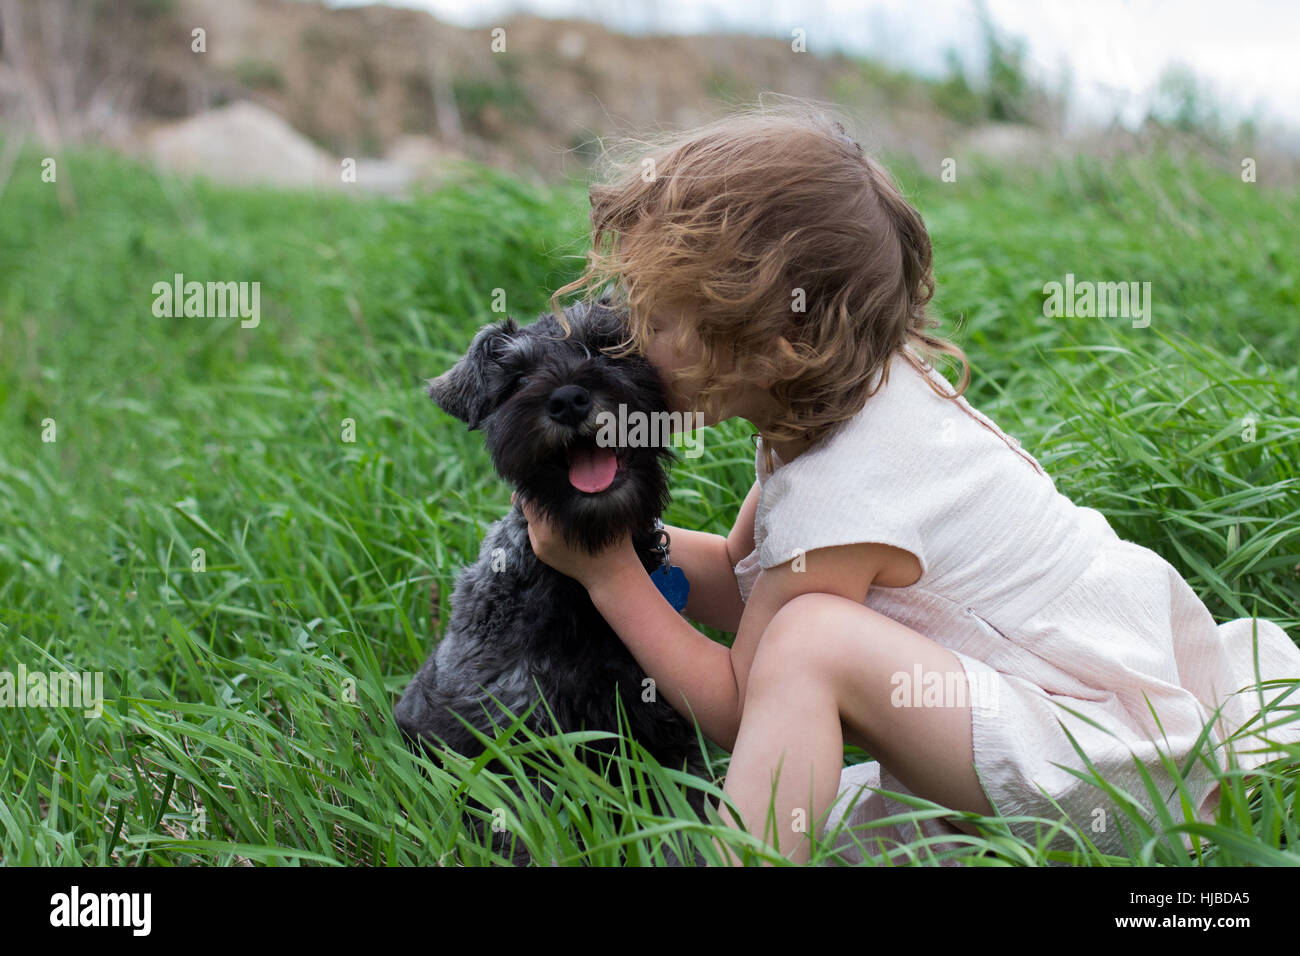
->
[{"left": 516, "top": 105, "right": 1300, "bottom": 865}]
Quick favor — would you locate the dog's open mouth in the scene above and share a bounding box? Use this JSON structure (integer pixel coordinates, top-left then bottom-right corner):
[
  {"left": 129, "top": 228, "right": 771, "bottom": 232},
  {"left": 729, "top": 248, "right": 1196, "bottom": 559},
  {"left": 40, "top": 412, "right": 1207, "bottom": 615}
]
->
[{"left": 565, "top": 436, "right": 622, "bottom": 494}]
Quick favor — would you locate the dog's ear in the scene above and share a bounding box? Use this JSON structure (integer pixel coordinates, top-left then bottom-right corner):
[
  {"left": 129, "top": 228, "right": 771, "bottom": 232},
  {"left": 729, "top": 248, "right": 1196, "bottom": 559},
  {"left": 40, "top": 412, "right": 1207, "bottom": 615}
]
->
[{"left": 426, "top": 317, "right": 519, "bottom": 430}]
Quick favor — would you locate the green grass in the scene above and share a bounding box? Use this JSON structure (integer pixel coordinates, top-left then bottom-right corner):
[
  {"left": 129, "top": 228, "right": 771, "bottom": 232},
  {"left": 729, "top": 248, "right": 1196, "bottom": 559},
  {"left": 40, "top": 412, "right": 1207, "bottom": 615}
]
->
[{"left": 1, "top": 144, "right": 1297, "bottom": 865}]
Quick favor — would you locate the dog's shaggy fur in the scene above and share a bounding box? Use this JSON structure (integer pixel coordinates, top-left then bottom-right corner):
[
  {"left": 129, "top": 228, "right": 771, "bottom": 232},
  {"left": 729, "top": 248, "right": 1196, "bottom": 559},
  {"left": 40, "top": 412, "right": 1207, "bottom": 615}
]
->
[{"left": 395, "top": 298, "right": 712, "bottom": 865}]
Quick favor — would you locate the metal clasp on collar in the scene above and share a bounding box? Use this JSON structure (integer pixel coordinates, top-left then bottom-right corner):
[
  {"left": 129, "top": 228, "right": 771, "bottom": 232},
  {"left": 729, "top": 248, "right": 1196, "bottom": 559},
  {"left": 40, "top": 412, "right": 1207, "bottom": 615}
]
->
[{"left": 650, "top": 518, "right": 671, "bottom": 570}]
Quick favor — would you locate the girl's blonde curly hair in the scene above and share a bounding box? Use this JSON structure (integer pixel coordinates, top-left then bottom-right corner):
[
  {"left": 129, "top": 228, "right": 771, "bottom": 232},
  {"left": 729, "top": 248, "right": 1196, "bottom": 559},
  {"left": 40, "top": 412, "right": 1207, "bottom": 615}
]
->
[{"left": 549, "top": 98, "right": 970, "bottom": 476}]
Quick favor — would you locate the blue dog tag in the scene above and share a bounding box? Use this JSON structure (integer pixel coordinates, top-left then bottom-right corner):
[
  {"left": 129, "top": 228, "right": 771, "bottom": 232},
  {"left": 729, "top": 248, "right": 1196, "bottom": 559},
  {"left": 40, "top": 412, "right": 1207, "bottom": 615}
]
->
[{"left": 652, "top": 564, "right": 690, "bottom": 612}]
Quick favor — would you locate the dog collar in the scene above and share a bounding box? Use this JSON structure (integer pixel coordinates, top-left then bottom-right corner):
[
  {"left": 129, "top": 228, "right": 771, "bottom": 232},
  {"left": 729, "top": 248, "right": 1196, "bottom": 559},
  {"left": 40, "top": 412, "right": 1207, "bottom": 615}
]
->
[{"left": 649, "top": 518, "right": 690, "bottom": 612}]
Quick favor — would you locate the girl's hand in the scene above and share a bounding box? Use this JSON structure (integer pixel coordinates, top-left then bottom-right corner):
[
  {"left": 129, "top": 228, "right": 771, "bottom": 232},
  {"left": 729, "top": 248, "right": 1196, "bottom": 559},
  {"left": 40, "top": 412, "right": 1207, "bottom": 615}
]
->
[{"left": 513, "top": 491, "right": 638, "bottom": 591}]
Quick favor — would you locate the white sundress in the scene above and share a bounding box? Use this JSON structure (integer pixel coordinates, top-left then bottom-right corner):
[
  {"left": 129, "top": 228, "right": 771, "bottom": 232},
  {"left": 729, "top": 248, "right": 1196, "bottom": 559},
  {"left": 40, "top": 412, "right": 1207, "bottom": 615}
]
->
[{"left": 731, "top": 345, "right": 1300, "bottom": 863}]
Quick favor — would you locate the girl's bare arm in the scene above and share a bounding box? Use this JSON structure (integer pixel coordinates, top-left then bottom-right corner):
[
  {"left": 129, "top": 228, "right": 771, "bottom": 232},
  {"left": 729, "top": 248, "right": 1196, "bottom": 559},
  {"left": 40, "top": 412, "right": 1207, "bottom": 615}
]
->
[
  {"left": 663, "top": 480, "right": 760, "bottom": 633},
  {"left": 587, "top": 534, "right": 888, "bottom": 753},
  {"left": 587, "top": 560, "right": 741, "bottom": 750}
]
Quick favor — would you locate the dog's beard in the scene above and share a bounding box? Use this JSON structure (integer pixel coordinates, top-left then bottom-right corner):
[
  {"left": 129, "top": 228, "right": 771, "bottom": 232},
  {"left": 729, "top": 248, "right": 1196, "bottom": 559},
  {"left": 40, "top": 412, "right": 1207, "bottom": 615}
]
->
[
  {"left": 518, "top": 459, "right": 668, "bottom": 553},
  {"left": 485, "top": 405, "right": 672, "bottom": 554}
]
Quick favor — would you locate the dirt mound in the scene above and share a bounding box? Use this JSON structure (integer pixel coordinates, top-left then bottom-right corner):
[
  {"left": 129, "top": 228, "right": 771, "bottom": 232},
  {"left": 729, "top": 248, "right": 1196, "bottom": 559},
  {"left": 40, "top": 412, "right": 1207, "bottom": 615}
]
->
[{"left": 145, "top": 100, "right": 335, "bottom": 187}]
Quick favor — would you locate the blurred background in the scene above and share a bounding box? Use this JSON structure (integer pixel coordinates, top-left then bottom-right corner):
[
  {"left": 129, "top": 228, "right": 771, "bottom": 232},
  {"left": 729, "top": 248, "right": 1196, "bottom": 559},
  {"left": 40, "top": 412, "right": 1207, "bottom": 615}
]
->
[{"left": 2, "top": 0, "right": 1297, "bottom": 192}]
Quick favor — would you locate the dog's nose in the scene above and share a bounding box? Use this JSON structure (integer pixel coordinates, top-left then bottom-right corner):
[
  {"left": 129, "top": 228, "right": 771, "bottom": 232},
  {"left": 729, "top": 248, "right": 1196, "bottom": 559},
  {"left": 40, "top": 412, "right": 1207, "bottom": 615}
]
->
[{"left": 546, "top": 385, "right": 591, "bottom": 427}]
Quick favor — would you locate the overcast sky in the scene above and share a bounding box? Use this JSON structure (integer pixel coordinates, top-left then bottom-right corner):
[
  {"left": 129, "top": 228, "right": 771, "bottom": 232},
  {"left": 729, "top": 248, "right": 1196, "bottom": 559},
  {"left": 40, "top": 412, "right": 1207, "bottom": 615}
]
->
[{"left": 327, "top": 0, "right": 1300, "bottom": 135}]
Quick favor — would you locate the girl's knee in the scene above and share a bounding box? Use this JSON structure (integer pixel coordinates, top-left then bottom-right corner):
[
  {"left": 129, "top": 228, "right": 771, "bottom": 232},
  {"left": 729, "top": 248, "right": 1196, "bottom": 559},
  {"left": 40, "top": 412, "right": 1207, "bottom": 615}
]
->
[
  {"left": 754, "top": 595, "right": 873, "bottom": 691},
  {"left": 752, "top": 593, "right": 850, "bottom": 681}
]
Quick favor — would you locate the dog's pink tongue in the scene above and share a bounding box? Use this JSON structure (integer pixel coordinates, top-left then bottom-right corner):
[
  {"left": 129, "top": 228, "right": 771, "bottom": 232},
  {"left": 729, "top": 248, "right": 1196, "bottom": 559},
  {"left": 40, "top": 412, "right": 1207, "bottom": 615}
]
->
[{"left": 568, "top": 444, "right": 618, "bottom": 493}]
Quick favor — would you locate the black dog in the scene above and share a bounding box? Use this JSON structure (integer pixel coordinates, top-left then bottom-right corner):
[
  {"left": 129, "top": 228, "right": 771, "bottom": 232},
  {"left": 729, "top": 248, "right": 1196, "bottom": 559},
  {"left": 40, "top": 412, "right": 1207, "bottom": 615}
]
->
[{"left": 395, "top": 297, "right": 713, "bottom": 865}]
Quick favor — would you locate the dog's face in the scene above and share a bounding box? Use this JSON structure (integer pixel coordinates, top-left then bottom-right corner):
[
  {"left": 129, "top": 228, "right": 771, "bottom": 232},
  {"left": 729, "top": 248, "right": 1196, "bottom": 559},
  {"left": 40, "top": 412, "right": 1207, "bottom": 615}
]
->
[{"left": 427, "top": 300, "right": 674, "bottom": 552}]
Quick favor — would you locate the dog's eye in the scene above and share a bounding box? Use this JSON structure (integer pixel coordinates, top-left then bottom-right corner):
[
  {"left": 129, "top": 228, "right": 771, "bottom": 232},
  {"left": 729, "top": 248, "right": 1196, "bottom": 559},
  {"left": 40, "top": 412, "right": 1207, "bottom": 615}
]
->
[{"left": 513, "top": 374, "right": 530, "bottom": 391}]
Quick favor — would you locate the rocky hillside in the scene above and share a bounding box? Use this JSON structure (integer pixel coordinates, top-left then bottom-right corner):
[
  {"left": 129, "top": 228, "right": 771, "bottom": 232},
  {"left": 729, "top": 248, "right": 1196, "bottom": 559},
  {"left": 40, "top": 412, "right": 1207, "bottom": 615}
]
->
[{"left": 1, "top": 0, "right": 1291, "bottom": 190}]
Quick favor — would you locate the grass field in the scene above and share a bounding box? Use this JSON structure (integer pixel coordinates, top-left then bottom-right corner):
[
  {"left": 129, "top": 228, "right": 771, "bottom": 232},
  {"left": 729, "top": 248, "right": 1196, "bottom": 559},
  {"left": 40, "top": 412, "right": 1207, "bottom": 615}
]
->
[{"left": 1, "top": 143, "right": 1297, "bottom": 865}]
